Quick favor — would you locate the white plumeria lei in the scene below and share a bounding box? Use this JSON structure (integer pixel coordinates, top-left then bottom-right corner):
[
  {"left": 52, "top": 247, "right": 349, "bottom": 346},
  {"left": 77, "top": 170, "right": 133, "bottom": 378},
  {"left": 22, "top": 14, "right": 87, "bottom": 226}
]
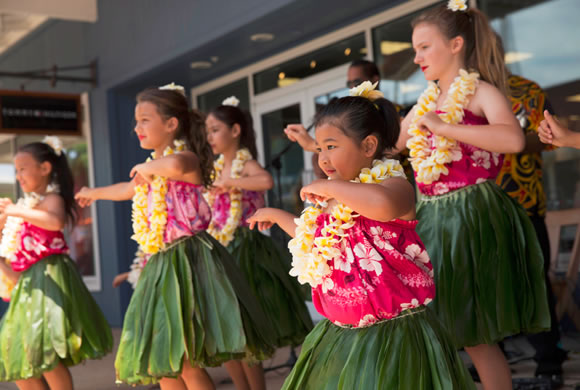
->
[
  {"left": 131, "top": 139, "right": 186, "bottom": 254},
  {"left": 406, "top": 69, "right": 479, "bottom": 185},
  {"left": 447, "top": 0, "right": 467, "bottom": 12},
  {"left": 204, "top": 148, "right": 252, "bottom": 246},
  {"left": 288, "top": 158, "right": 405, "bottom": 288},
  {"left": 0, "top": 184, "right": 58, "bottom": 299}
]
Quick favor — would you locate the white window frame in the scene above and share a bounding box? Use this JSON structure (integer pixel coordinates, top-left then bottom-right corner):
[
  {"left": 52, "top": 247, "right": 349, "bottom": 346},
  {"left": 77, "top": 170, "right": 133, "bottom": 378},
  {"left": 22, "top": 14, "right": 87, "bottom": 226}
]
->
[{"left": 80, "top": 92, "right": 102, "bottom": 291}]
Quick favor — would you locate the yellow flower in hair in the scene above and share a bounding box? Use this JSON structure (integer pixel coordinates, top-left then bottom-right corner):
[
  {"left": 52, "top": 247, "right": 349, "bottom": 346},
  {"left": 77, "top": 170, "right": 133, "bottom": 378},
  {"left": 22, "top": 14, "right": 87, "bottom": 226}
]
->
[
  {"left": 447, "top": 0, "right": 467, "bottom": 11},
  {"left": 349, "top": 81, "right": 384, "bottom": 101}
]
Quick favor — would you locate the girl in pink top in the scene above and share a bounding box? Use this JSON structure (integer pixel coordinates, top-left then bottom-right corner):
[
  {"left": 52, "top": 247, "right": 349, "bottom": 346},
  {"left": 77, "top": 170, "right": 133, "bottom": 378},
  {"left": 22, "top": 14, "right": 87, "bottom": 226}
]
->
[
  {"left": 394, "top": 3, "right": 550, "bottom": 389},
  {"left": 248, "top": 91, "right": 474, "bottom": 389},
  {"left": 0, "top": 139, "right": 112, "bottom": 389}
]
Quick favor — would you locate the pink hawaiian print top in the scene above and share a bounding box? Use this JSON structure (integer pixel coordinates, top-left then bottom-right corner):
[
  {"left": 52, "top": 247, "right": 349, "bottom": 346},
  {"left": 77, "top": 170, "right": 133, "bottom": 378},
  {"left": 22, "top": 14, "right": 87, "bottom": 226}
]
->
[
  {"left": 417, "top": 110, "right": 503, "bottom": 196},
  {"left": 312, "top": 215, "right": 435, "bottom": 328},
  {"left": 11, "top": 222, "right": 69, "bottom": 272},
  {"left": 162, "top": 180, "right": 211, "bottom": 243},
  {"left": 210, "top": 190, "right": 265, "bottom": 229}
]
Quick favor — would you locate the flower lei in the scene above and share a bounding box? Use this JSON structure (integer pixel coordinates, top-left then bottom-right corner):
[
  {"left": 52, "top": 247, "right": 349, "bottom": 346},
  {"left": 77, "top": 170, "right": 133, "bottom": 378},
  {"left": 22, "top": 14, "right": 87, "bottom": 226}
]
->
[
  {"left": 204, "top": 148, "right": 253, "bottom": 246},
  {"left": 131, "top": 139, "right": 186, "bottom": 254},
  {"left": 288, "top": 158, "right": 405, "bottom": 288},
  {"left": 0, "top": 184, "right": 58, "bottom": 299},
  {"left": 406, "top": 69, "right": 479, "bottom": 185}
]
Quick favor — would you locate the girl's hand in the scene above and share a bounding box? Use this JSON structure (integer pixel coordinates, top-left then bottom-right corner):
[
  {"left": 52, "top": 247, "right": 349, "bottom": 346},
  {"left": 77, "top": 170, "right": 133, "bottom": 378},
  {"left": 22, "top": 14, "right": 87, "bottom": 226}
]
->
[
  {"left": 212, "top": 177, "right": 231, "bottom": 193},
  {"left": 112, "top": 272, "right": 129, "bottom": 288},
  {"left": 0, "top": 198, "right": 15, "bottom": 215},
  {"left": 416, "top": 111, "right": 447, "bottom": 136},
  {"left": 284, "top": 124, "right": 316, "bottom": 152},
  {"left": 247, "top": 208, "right": 278, "bottom": 231},
  {"left": 539, "top": 110, "right": 575, "bottom": 147},
  {"left": 75, "top": 187, "right": 95, "bottom": 207},
  {"left": 130, "top": 163, "right": 154, "bottom": 184},
  {"left": 300, "top": 179, "right": 332, "bottom": 204}
]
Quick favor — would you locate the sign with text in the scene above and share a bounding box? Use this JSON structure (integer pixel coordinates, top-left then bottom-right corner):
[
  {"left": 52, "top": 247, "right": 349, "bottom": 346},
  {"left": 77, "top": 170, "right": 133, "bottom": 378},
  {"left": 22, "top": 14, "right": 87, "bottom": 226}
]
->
[{"left": 0, "top": 90, "right": 82, "bottom": 135}]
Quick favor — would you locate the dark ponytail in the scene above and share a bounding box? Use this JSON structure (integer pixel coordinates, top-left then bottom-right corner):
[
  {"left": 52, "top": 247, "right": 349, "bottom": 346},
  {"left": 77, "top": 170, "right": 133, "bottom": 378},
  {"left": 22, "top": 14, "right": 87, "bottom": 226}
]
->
[
  {"left": 136, "top": 88, "right": 214, "bottom": 188},
  {"left": 18, "top": 142, "right": 77, "bottom": 225},
  {"left": 313, "top": 96, "right": 400, "bottom": 159},
  {"left": 208, "top": 105, "right": 258, "bottom": 159}
]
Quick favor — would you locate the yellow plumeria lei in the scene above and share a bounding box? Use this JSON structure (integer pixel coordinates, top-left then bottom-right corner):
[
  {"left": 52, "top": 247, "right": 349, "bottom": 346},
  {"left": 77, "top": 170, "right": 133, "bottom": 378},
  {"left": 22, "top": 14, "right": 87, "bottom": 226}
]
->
[
  {"left": 131, "top": 139, "right": 186, "bottom": 254},
  {"left": 288, "top": 158, "right": 405, "bottom": 288},
  {"left": 406, "top": 69, "right": 479, "bottom": 185},
  {"left": 204, "top": 148, "right": 253, "bottom": 246},
  {"left": 0, "top": 185, "right": 58, "bottom": 299}
]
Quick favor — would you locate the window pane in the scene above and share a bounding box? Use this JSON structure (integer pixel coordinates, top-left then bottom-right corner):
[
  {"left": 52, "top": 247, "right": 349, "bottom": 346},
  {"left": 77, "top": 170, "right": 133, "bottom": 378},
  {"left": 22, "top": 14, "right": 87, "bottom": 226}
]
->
[
  {"left": 254, "top": 34, "right": 366, "bottom": 95},
  {"left": 372, "top": 4, "right": 441, "bottom": 109},
  {"left": 197, "top": 78, "right": 250, "bottom": 112}
]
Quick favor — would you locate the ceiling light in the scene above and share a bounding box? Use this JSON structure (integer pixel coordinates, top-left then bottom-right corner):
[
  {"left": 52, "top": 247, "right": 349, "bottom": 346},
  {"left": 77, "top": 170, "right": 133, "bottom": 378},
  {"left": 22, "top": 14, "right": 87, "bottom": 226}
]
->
[
  {"left": 380, "top": 41, "right": 411, "bottom": 56},
  {"left": 210, "top": 56, "right": 219, "bottom": 63},
  {"left": 250, "top": 33, "right": 275, "bottom": 42},
  {"left": 190, "top": 61, "right": 212, "bottom": 69},
  {"left": 344, "top": 48, "right": 352, "bottom": 56},
  {"left": 310, "top": 60, "right": 317, "bottom": 69},
  {"left": 360, "top": 48, "right": 368, "bottom": 54},
  {"left": 504, "top": 51, "right": 533, "bottom": 64},
  {"left": 566, "top": 94, "right": 580, "bottom": 103},
  {"left": 278, "top": 72, "right": 286, "bottom": 80}
]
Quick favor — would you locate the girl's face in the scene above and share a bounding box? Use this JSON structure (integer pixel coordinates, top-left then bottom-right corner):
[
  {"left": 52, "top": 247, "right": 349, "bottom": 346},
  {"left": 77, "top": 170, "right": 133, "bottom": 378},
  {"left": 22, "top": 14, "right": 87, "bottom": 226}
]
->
[
  {"left": 412, "top": 22, "right": 461, "bottom": 82},
  {"left": 14, "top": 152, "right": 51, "bottom": 194},
  {"left": 315, "top": 123, "right": 376, "bottom": 181},
  {"left": 134, "top": 101, "right": 176, "bottom": 151},
  {"left": 205, "top": 113, "right": 239, "bottom": 155}
]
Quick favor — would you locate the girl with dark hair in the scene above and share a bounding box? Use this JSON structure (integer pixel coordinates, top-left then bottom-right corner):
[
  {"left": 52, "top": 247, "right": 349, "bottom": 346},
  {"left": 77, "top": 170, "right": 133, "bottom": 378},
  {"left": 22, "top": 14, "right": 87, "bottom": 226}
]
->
[
  {"left": 75, "top": 84, "right": 274, "bottom": 389},
  {"left": 394, "top": 1, "right": 550, "bottom": 388},
  {"left": 0, "top": 137, "right": 113, "bottom": 390},
  {"left": 248, "top": 84, "right": 475, "bottom": 390},
  {"left": 205, "top": 97, "right": 313, "bottom": 390}
]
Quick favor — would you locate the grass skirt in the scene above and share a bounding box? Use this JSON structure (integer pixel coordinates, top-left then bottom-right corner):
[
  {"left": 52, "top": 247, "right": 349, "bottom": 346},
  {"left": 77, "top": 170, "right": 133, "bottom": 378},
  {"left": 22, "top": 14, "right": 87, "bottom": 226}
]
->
[
  {"left": 115, "top": 232, "right": 276, "bottom": 385},
  {"left": 281, "top": 307, "right": 475, "bottom": 390},
  {"left": 416, "top": 181, "right": 550, "bottom": 347},
  {"left": 229, "top": 227, "right": 313, "bottom": 347},
  {"left": 0, "top": 255, "right": 113, "bottom": 381}
]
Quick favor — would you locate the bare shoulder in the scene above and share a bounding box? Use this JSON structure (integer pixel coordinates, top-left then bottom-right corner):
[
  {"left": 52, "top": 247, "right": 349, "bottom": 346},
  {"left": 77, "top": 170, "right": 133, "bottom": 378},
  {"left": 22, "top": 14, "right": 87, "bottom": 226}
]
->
[
  {"left": 242, "top": 159, "right": 268, "bottom": 176},
  {"left": 37, "top": 193, "right": 65, "bottom": 211}
]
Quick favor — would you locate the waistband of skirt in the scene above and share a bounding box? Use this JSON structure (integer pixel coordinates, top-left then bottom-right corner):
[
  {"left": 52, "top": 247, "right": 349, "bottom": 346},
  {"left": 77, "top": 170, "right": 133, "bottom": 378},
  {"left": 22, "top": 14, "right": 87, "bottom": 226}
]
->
[
  {"left": 333, "top": 306, "right": 426, "bottom": 329},
  {"left": 418, "top": 180, "right": 493, "bottom": 202}
]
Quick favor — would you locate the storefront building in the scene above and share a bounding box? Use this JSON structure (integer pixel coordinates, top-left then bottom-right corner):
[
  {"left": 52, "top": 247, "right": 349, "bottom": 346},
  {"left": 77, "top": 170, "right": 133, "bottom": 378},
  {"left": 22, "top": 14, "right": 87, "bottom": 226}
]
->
[{"left": 0, "top": 0, "right": 578, "bottom": 326}]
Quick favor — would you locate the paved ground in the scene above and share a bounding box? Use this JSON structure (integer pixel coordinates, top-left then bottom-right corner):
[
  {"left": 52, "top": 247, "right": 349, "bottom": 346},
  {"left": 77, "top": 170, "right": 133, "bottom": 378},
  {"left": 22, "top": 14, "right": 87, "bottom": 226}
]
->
[{"left": 0, "top": 328, "right": 579, "bottom": 389}]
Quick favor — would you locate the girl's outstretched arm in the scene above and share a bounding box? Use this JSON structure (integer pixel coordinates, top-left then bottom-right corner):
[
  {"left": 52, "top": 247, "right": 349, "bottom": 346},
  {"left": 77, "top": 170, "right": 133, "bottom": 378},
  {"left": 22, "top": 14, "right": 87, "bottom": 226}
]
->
[
  {"left": 213, "top": 160, "right": 274, "bottom": 192},
  {"left": 75, "top": 181, "right": 135, "bottom": 207},
  {"left": 0, "top": 194, "right": 66, "bottom": 231},
  {"left": 247, "top": 208, "right": 298, "bottom": 238},
  {"left": 130, "top": 151, "right": 200, "bottom": 183},
  {"left": 300, "top": 178, "right": 416, "bottom": 222}
]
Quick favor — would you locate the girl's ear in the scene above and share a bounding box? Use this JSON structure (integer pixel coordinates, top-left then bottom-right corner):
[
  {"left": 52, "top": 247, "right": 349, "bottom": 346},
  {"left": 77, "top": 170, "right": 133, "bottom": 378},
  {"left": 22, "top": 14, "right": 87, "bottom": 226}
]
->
[
  {"left": 165, "top": 117, "right": 179, "bottom": 134},
  {"left": 231, "top": 123, "right": 241, "bottom": 138},
  {"left": 450, "top": 35, "right": 465, "bottom": 55},
  {"left": 40, "top": 161, "right": 52, "bottom": 178},
  {"left": 361, "top": 135, "right": 379, "bottom": 158}
]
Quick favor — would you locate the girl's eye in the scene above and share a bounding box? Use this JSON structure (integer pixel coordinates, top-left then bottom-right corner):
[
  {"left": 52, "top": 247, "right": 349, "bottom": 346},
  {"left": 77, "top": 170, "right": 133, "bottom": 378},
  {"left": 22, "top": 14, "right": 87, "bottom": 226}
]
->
[
  {"left": 315, "top": 147, "right": 322, "bottom": 153},
  {"left": 327, "top": 145, "right": 336, "bottom": 150}
]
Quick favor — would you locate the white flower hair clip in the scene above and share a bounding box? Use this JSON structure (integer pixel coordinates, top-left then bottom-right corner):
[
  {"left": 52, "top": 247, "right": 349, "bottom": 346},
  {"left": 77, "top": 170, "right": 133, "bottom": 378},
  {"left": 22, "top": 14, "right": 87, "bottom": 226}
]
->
[
  {"left": 349, "top": 81, "right": 384, "bottom": 102},
  {"left": 42, "top": 136, "right": 63, "bottom": 156},
  {"left": 159, "top": 82, "right": 185, "bottom": 95},
  {"left": 447, "top": 0, "right": 467, "bottom": 12},
  {"left": 222, "top": 96, "right": 240, "bottom": 107}
]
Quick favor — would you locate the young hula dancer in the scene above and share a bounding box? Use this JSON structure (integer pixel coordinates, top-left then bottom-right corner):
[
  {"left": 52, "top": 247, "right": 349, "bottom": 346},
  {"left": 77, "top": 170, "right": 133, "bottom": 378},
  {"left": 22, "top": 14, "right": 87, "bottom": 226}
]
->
[
  {"left": 0, "top": 137, "right": 112, "bottom": 390},
  {"left": 248, "top": 84, "right": 476, "bottom": 390},
  {"left": 395, "top": 1, "right": 550, "bottom": 389},
  {"left": 205, "top": 97, "right": 313, "bottom": 390},
  {"left": 75, "top": 84, "right": 274, "bottom": 390}
]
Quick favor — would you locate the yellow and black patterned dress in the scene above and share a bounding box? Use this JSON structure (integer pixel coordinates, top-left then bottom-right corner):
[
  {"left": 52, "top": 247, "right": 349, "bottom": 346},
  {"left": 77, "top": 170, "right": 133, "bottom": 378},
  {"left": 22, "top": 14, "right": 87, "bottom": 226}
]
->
[{"left": 495, "top": 74, "right": 555, "bottom": 217}]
